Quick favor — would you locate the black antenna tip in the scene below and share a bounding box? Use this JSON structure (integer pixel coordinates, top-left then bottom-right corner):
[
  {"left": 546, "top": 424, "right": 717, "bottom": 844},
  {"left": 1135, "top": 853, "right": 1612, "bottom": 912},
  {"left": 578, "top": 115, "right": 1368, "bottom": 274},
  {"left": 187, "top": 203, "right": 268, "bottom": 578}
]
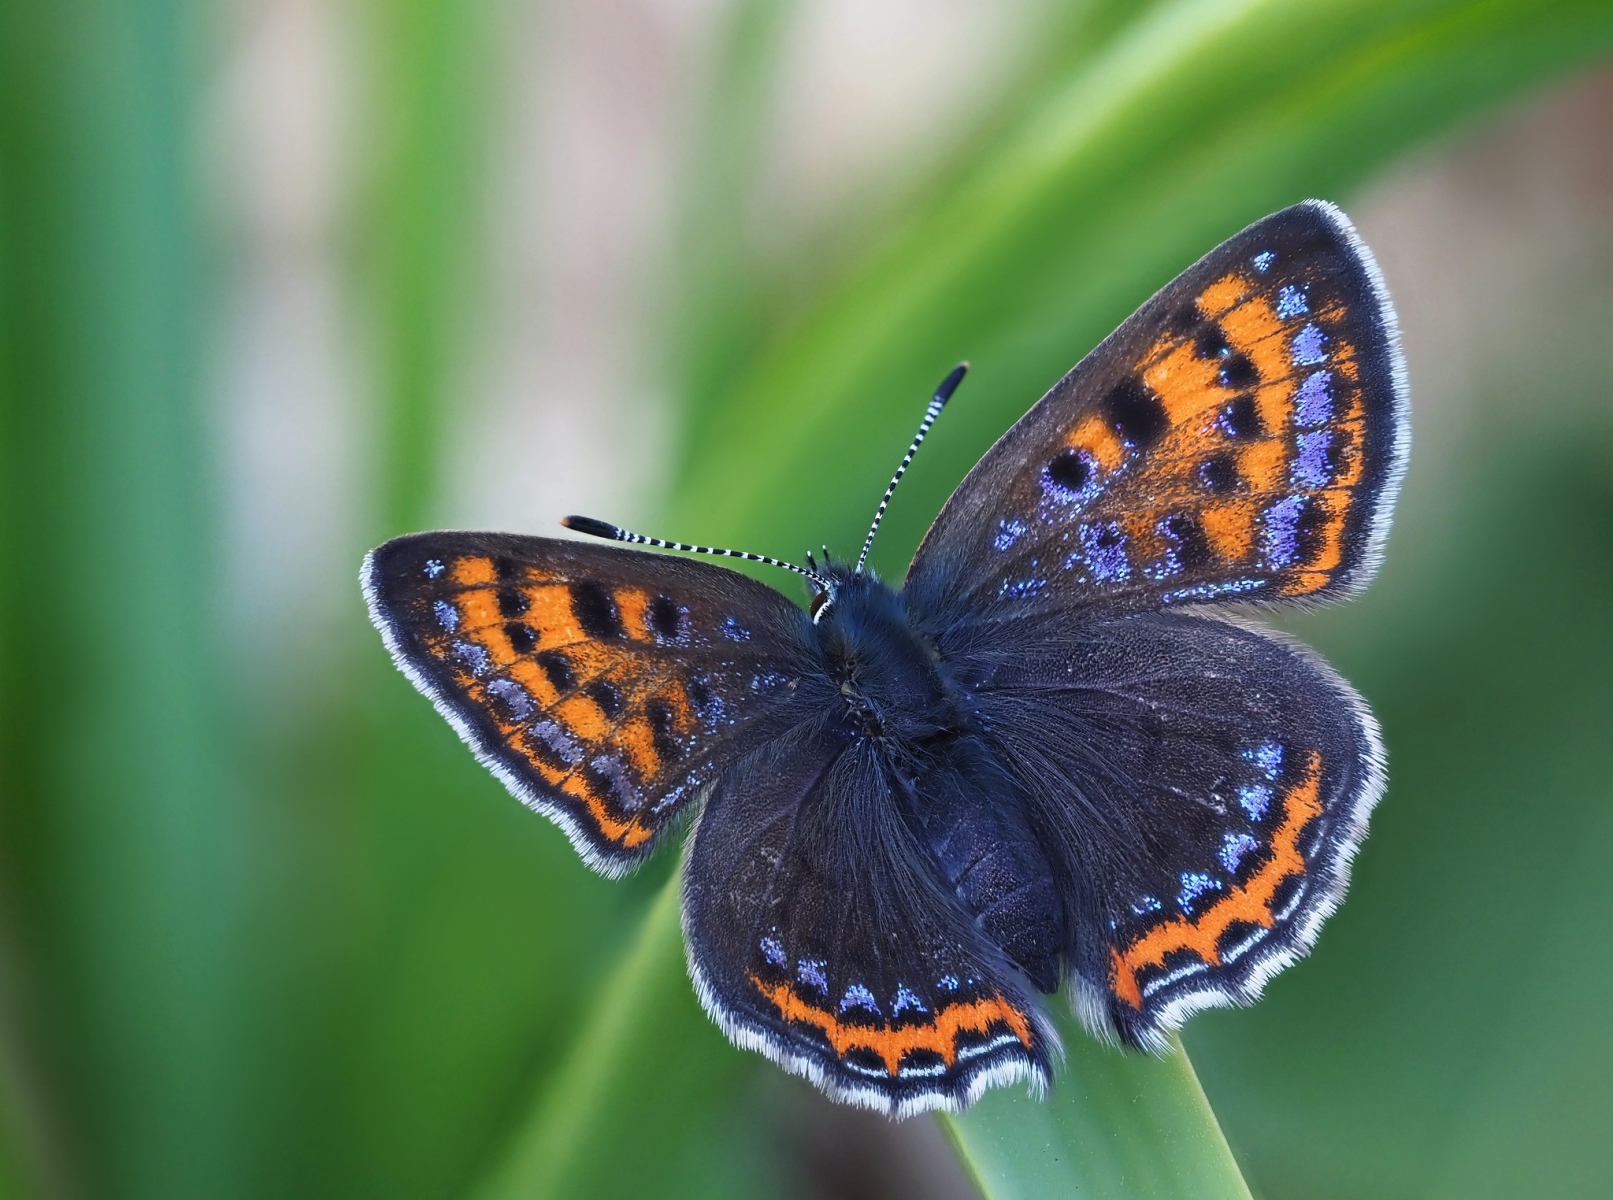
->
[
  {"left": 935, "top": 363, "right": 969, "bottom": 404},
  {"left": 561, "top": 515, "right": 621, "bottom": 540}
]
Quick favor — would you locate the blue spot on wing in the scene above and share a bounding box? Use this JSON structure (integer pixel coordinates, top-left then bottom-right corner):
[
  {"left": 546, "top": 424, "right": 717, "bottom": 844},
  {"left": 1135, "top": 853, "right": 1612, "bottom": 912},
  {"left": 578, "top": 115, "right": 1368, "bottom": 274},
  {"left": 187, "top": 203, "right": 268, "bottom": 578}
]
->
[
  {"left": 993, "top": 517, "right": 1028, "bottom": 551},
  {"left": 1162, "top": 577, "right": 1266, "bottom": 605},
  {"left": 999, "top": 576, "right": 1047, "bottom": 600},
  {"left": 1293, "top": 430, "right": 1334, "bottom": 488},
  {"left": 1073, "top": 521, "right": 1129, "bottom": 584},
  {"left": 433, "top": 599, "right": 459, "bottom": 631},
  {"left": 1293, "top": 370, "right": 1333, "bottom": 426},
  {"left": 1237, "top": 783, "right": 1273, "bottom": 821},
  {"left": 485, "top": 678, "right": 534, "bottom": 721},
  {"left": 1276, "top": 284, "right": 1309, "bottom": 318},
  {"left": 1291, "top": 323, "right": 1328, "bottom": 366},
  {"left": 1220, "top": 831, "right": 1261, "bottom": 873},
  {"left": 797, "top": 959, "right": 828, "bottom": 993},
  {"left": 892, "top": 985, "right": 927, "bottom": 1017},
  {"left": 839, "top": 983, "right": 880, "bottom": 1015},
  {"left": 1177, "top": 871, "right": 1221, "bottom": 913},
  {"left": 1244, "top": 741, "right": 1283, "bottom": 780},
  {"left": 1262, "top": 495, "right": 1307, "bottom": 568},
  {"left": 450, "top": 639, "right": 491, "bottom": 675}
]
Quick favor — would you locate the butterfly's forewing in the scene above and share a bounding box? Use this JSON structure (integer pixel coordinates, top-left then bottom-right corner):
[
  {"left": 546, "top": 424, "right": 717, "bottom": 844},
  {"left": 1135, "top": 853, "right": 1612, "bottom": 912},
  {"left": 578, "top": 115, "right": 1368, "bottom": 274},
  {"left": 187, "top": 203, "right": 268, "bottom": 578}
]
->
[
  {"left": 960, "top": 609, "right": 1381, "bottom": 1048},
  {"left": 905, "top": 200, "right": 1408, "bottom": 622},
  {"left": 683, "top": 721, "right": 1056, "bottom": 1115},
  {"left": 364, "top": 532, "right": 816, "bottom": 876}
]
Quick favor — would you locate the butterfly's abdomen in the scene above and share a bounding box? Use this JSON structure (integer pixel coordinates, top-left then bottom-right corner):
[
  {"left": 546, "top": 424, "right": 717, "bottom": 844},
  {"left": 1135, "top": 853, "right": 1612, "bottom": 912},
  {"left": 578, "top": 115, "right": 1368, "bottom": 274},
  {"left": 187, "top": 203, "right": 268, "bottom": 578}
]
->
[{"left": 916, "top": 755, "right": 1066, "bottom": 994}]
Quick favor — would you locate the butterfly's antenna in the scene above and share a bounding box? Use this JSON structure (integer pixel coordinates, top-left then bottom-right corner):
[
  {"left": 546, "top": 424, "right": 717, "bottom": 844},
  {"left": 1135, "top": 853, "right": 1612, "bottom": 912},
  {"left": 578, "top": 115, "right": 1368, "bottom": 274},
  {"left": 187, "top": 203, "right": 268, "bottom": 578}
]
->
[
  {"left": 855, "top": 363, "right": 967, "bottom": 574},
  {"left": 562, "top": 516, "right": 831, "bottom": 591}
]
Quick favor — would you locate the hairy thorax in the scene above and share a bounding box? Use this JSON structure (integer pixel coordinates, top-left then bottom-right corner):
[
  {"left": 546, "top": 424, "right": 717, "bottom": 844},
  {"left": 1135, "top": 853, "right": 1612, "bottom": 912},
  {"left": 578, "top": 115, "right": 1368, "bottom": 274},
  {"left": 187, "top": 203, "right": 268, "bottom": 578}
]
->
[{"left": 810, "top": 570, "right": 957, "bottom": 746}]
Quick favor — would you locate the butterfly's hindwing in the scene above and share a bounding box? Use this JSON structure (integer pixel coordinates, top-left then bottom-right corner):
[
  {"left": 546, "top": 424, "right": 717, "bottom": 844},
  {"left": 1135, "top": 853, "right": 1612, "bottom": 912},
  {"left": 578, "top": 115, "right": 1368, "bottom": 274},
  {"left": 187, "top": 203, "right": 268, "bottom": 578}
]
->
[
  {"left": 683, "top": 721, "right": 1055, "bottom": 1115},
  {"left": 363, "top": 532, "right": 816, "bottom": 875},
  {"left": 906, "top": 200, "right": 1408, "bottom": 622},
  {"left": 959, "top": 609, "right": 1382, "bottom": 1047}
]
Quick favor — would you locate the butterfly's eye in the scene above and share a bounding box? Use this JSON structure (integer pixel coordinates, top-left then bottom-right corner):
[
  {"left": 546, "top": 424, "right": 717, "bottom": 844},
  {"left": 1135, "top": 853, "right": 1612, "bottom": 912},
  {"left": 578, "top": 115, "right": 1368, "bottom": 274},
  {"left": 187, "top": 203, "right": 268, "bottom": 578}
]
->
[{"left": 810, "top": 590, "right": 833, "bottom": 621}]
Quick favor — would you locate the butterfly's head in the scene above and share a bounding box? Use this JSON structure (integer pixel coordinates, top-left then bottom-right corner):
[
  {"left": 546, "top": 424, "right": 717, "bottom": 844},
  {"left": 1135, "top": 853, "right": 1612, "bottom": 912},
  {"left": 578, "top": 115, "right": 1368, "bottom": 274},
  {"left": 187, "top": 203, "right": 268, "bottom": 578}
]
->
[
  {"left": 806, "top": 560, "right": 894, "bottom": 630},
  {"left": 803, "top": 550, "right": 850, "bottom": 624}
]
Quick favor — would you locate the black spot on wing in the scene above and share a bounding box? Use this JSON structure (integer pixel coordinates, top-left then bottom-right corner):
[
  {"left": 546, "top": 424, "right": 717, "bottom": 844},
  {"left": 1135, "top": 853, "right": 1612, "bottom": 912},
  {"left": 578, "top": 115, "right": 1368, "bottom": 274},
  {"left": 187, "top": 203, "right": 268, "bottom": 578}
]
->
[
  {"left": 842, "top": 1048, "right": 886, "bottom": 1075},
  {"left": 1216, "top": 919, "right": 1266, "bottom": 960},
  {"left": 1161, "top": 513, "right": 1214, "bottom": 572},
  {"left": 686, "top": 676, "right": 712, "bottom": 711},
  {"left": 899, "top": 1048, "right": 947, "bottom": 1074},
  {"left": 524, "top": 730, "right": 569, "bottom": 773},
  {"left": 1218, "top": 353, "right": 1259, "bottom": 390},
  {"left": 1194, "top": 324, "right": 1231, "bottom": 360},
  {"left": 505, "top": 621, "right": 538, "bottom": 654},
  {"left": 1045, "top": 449, "right": 1090, "bottom": 493},
  {"left": 1169, "top": 304, "right": 1202, "bottom": 337},
  {"left": 1222, "top": 395, "right": 1262, "bottom": 440},
  {"left": 570, "top": 581, "right": 623, "bottom": 638},
  {"left": 645, "top": 698, "right": 681, "bottom": 763},
  {"left": 537, "top": 649, "right": 576, "bottom": 694},
  {"left": 1200, "top": 454, "right": 1240, "bottom": 494},
  {"left": 1294, "top": 498, "right": 1329, "bottom": 564},
  {"left": 497, "top": 588, "right": 529, "bottom": 618},
  {"left": 647, "top": 594, "right": 683, "bottom": 640},
  {"left": 584, "top": 678, "right": 622, "bottom": 719},
  {"left": 1105, "top": 377, "right": 1168, "bottom": 449},
  {"left": 1269, "top": 872, "right": 1305, "bottom": 918}
]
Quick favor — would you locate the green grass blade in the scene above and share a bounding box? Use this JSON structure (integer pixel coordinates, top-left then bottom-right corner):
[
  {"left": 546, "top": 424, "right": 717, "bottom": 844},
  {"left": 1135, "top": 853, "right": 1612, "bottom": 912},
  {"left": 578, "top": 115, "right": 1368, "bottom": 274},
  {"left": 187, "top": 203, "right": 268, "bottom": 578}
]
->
[
  {"left": 0, "top": 1, "right": 239, "bottom": 1195},
  {"left": 471, "top": 874, "right": 768, "bottom": 1200},
  {"left": 942, "top": 1026, "right": 1250, "bottom": 1200}
]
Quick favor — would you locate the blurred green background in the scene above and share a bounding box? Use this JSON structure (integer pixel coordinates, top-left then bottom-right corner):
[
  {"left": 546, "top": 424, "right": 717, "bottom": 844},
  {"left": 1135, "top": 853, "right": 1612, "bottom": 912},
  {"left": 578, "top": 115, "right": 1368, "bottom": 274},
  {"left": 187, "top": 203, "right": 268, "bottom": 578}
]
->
[{"left": 3, "top": 1, "right": 1612, "bottom": 1197}]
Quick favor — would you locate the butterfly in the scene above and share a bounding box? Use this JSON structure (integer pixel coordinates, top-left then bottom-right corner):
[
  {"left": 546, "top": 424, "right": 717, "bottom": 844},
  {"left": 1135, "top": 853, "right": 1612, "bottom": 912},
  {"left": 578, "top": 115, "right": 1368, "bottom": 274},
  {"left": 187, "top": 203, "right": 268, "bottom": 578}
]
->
[{"left": 363, "top": 200, "right": 1408, "bottom": 1117}]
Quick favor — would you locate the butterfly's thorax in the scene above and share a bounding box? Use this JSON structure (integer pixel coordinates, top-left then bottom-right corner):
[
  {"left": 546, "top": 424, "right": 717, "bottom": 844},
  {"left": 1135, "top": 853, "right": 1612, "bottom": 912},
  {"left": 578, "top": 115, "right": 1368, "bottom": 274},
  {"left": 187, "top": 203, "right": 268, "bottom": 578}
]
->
[{"left": 812, "top": 571, "right": 955, "bottom": 746}]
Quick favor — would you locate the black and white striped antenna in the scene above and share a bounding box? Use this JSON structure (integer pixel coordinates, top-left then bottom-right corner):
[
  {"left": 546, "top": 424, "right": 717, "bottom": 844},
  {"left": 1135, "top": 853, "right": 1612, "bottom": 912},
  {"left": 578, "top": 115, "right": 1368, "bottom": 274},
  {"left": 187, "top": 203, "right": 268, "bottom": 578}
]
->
[
  {"left": 855, "top": 363, "right": 967, "bottom": 574},
  {"left": 561, "top": 516, "right": 831, "bottom": 592}
]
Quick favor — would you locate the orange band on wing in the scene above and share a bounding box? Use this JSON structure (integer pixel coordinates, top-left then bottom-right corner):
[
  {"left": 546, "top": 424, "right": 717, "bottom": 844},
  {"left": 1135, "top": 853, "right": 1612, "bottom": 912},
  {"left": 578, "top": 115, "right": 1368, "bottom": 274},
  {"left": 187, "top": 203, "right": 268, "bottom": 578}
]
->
[
  {"left": 558, "top": 775, "right": 653, "bottom": 847},
  {"left": 1111, "top": 753, "right": 1323, "bottom": 1009},
  {"left": 1197, "top": 273, "right": 1251, "bottom": 317},
  {"left": 749, "top": 979, "right": 1034, "bottom": 1076}
]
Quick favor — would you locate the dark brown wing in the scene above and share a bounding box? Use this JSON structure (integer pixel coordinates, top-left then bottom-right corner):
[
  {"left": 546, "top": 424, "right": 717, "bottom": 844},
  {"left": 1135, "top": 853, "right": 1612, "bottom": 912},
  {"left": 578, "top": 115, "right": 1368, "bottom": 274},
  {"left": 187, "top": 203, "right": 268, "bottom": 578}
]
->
[
  {"left": 363, "top": 532, "right": 818, "bottom": 876},
  {"left": 905, "top": 200, "right": 1409, "bottom": 623},
  {"left": 682, "top": 722, "right": 1055, "bottom": 1115}
]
